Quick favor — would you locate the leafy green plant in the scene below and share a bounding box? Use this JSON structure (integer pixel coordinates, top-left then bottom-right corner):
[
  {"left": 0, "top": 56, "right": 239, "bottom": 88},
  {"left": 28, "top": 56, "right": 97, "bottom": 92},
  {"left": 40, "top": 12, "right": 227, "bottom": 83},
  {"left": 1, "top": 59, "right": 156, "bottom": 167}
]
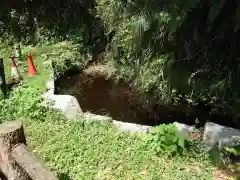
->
[
  {"left": 25, "top": 119, "right": 217, "bottom": 179},
  {"left": 223, "top": 146, "right": 240, "bottom": 157},
  {"left": 41, "top": 41, "right": 85, "bottom": 78},
  {"left": 143, "top": 124, "right": 189, "bottom": 156},
  {"left": 21, "top": 45, "right": 35, "bottom": 57},
  {"left": 0, "top": 81, "right": 47, "bottom": 122}
]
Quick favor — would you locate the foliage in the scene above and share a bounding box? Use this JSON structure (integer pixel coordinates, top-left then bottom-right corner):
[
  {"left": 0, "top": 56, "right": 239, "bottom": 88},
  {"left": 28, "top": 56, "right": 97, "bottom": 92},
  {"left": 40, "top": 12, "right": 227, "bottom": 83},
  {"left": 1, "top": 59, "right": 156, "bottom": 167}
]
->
[
  {"left": 0, "top": 80, "right": 47, "bottom": 122},
  {"left": 0, "top": 39, "right": 87, "bottom": 123},
  {"left": 1, "top": 0, "right": 240, "bottom": 122},
  {"left": 97, "top": 0, "right": 190, "bottom": 101},
  {"left": 96, "top": 0, "right": 240, "bottom": 119},
  {"left": 25, "top": 119, "right": 217, "bottom": 179},
  {"left": 224, "top": 146, "right": 240, "bottom": 157},
  {"left": 40, "top": 41, "right": 86, "bottom": 78},
  {"left": 0, "top": 39, "right": 231, "bottom": 179},
  {"left": 143, "top": 124, "right": 190, "bottom": 156},
  {"left": 0, "top": 0, "right": 107, "bottom": 53},
  {"left": 220, "top": 145, "right": 240, "bottom": 177},
  {"left": 21, "top": 45, "right": 35, "bottom": 57}
]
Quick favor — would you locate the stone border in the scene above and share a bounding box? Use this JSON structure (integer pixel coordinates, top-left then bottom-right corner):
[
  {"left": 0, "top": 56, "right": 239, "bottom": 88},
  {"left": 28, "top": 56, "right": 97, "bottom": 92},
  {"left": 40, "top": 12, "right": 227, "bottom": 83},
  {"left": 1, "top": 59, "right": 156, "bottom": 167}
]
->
[{"left": 43, "top": 79, "right": 240, "bottom": 151}]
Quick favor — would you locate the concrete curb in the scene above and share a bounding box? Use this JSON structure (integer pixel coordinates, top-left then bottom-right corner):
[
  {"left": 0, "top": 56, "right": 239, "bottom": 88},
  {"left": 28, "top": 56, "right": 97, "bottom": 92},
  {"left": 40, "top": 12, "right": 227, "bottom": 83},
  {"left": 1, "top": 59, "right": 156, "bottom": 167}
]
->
[
  {"left": 83, "top": 112, "right": 113, "bottom": 123},
  {"left": 112, "top": 120, "right": 152, "bottom": 133},
  {"left": 43, "top": 78, "right": 240, "bottom": 150},
  {"left": 42, "top": 91, "right": 83, "bottom": 119},
  {"left": 203, "top": 122, "right": 240, "bottom": 149}
]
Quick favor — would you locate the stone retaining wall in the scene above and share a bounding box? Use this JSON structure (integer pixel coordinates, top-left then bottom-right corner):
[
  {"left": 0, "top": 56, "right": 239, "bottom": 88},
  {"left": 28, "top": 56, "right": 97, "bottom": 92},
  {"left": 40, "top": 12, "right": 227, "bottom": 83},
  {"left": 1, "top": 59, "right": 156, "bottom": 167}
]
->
[{"left": 44, "top": 78, "right": 240, "bottom": 153}]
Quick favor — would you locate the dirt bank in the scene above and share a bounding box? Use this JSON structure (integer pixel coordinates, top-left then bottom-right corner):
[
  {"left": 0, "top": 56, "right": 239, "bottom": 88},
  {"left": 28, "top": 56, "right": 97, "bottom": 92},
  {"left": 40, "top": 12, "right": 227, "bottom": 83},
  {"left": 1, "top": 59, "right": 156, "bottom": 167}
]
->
[{"left": 55, "top": 65, "right": 239, "bottom": 128}]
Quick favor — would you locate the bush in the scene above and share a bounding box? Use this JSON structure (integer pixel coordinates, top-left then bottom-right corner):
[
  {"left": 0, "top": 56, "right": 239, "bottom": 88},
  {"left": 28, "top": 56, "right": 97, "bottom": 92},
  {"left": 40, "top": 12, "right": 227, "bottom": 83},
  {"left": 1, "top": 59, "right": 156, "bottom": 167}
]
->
[
  {"left": 40, "top": 41, "right": 86, "bottom": 78},
  {"left": 96, "top": 0, "right": 240, "bottom": 121},
  {"left": 143, "top": 124, "right": 190, "bottom": 156},
  {"left": 0, "top": 80, "right": 49, "bottom": 122}
]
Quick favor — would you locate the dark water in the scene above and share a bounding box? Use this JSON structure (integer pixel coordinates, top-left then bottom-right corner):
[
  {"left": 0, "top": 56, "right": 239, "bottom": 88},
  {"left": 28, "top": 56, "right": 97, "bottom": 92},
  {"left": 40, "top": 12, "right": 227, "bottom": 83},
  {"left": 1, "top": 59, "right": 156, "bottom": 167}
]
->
[{"left": 55, "top": 68, "right": 240, "bottom": 129}]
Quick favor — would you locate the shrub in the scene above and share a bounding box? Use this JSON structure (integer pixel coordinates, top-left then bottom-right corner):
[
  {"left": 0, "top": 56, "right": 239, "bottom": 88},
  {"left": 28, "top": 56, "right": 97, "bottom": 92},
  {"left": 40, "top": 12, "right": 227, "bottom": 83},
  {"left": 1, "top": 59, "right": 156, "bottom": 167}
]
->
[
  {"left": 0, "top": 80, "right": 48, "bottom": 122},
  {"left": 40, "top": 41, "right": 85, "bottom": 78},
  {"left": 143, "top": 124, "right": 190, "bottom": 156}
]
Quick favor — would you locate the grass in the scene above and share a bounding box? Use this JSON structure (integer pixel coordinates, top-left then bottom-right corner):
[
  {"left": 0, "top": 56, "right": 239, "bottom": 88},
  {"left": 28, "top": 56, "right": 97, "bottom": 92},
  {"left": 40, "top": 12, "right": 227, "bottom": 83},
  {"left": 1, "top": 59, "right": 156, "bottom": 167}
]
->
[
  {"left": 0, "top": 41, "right": 82, "bottom": 97},
  {"left": 0, "top": 44, "right": 50, "bottom": 88},
  {"left": 23, "top": 118, "right": 223, "bottom": 180}
]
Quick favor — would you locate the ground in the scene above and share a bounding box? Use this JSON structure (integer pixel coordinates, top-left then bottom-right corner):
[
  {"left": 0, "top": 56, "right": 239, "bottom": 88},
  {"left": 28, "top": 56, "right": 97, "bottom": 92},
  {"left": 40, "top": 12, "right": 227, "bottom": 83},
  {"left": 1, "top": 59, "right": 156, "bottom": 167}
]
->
[
  {"left": 0, "top": 43, "right": 237, "bottom": 179},
  {"left": 23, "top": 118, "right": 232, "bottom": 180}
]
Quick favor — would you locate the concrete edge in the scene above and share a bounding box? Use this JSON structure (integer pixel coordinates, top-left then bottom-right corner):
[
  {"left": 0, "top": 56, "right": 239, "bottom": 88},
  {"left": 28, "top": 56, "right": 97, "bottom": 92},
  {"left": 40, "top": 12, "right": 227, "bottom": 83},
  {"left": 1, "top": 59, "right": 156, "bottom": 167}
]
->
[{"left": 44, "top": 78, "right": 240, "bottom": 150}]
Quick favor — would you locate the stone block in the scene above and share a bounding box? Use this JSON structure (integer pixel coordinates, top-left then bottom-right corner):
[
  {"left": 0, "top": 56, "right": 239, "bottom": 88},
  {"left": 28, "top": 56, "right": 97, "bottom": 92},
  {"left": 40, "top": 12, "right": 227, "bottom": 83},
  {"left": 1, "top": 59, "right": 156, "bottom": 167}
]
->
[
  {"left": 83, "top": 112, "right": 113, "bottom": 123},
  {"left": 218, "top": 136, "right": 240, "bottom": 150},
  {"left": 45, "top": 79, "right": 54, "bottom": 92},
  {"left": 173, "top": 122, "right": 195, "bottom": 135},
  {"left": 203, "top": 122, "right": 240, "bottom": 148},
  {"left": 42, "top": 94, "right": 83, "bottom": 119},
  {"left": 112, "top": 121, "right": 152, "bottom": 133}
]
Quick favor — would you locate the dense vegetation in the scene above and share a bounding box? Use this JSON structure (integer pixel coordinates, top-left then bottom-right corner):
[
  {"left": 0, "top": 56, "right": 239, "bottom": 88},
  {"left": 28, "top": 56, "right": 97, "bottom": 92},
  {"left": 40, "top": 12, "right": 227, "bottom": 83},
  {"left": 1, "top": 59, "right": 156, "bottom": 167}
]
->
[
  {"left": 1, "top": 1, "right": 240, "bottom": 122},
  {"left": 0, "top": 1, "right": 239, "bottom": 179},
  {"left": 0, "top": 59, "right": 230, "bottom": 179},
  {"left": 26, "top": 118, "right": 219, "bottom": 179}
]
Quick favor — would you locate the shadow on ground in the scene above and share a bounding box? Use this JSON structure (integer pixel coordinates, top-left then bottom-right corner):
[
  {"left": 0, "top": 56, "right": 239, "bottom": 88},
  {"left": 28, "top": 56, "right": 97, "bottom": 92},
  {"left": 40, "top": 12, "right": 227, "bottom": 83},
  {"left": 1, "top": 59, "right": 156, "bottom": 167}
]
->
[{"left": 58, "top": 173, "right": 72, "bottom": 180}]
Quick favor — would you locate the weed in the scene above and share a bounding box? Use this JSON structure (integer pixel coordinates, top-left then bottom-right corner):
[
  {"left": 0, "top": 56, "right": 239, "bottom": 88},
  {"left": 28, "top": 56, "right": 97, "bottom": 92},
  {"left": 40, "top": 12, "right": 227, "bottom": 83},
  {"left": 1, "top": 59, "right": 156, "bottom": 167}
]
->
[{"left": 143, "top": 124, "right": 190, "bottom": 156}]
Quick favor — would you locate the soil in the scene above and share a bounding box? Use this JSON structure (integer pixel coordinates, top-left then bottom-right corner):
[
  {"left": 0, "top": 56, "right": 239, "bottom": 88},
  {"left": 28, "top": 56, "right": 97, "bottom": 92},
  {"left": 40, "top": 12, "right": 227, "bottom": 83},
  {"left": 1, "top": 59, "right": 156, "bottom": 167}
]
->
[
  {"left": 56, "top": 66, "right": 159, "bottom": 125},
  {"left": 55, "top": 65, "right": 240, "bottom": 128}
]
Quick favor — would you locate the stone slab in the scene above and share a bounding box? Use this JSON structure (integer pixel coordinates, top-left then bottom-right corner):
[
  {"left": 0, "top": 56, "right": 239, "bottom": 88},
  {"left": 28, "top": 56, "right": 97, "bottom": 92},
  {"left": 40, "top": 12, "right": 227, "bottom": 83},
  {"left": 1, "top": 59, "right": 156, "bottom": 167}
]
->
[
  {"left": 173, "top": 122, "right": 195, "bottom": 135},
  {"left": 112, "top": 121, "right": 152, "bottom": 133},
  {"left": 218, "top": 136, "right": 240, "bottom": 150},
  {"left": 45, "top": 79, "right": 54, "bottom": 92},
  {"left": 42, "top": 93, "right": 83, "bottom": 119},
  {"left": 203, "top": 122, "right": 240, "bottom": 148},
  {"left": 83, "top": 112, "right": 113, "bottom": 123}
]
